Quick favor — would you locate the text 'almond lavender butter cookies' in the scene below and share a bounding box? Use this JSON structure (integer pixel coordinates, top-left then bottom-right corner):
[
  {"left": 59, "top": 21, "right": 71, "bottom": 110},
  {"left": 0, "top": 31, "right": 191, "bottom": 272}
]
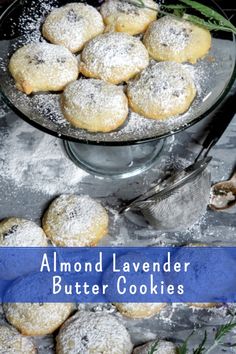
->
[
  {"left": 80, "top": 32, "right": 149, "bottom": 84},
  {"left": 127, "top": 61, "right": 196, "bottom": 120},
  {"left": 56, "top": 311, "right": 133, "bottom": 354},
  {"left": 42, "top": 194, "right": 109, "bottom": 247},
  {"left": 143, "top": 16, "right": 211, "bottom": 64},
  {"left": 0, "top": 325, "right": 37, "bottom": 354},
  {"left": 61, "top": 79, "right": 128, "bottom": 132},
  {"left": 100, "top": 0, "right": 158, "bottom": 35},
  {"left": 42, "top": 3, "right": 104, "bottom": 53},
  {"left": 133, "top": 340, "right": 177, "bottom": 354},
  {"left": 9, "top": 43, "right": 79, "bottom": 94}
]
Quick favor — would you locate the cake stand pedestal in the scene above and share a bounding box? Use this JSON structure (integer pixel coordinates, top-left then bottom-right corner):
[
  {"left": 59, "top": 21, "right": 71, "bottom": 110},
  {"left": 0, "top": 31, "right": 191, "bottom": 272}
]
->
[{"left": 64, "top": 139, "right": 165, "bottom": 179}]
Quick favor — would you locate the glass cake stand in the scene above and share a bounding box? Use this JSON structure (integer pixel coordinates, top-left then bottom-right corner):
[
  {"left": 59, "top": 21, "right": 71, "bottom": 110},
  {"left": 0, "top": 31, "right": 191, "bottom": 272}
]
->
[{"left": 0, "top": 0, "right": 235, "bottom": 178}]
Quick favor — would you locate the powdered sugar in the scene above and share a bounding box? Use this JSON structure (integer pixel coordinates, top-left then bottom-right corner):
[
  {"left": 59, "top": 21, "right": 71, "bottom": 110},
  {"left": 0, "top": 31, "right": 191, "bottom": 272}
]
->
[
  {"left": 42, "top": 3, "right": 104, "bottom": 53},
  {"left": 145, "top": 16, "right": 192, "bottom": 53},
  {"left": 127, "top": 61, "right": 196, "bottom": 117},
  {"left": 56, "top": 311, "right": 133, "bottom": 354},
  {"left": 0, "top": 218, "right": 47, "bottom": 247},
  {"left": 43, "top": 194, "right": 108, "bottom": 246},
  {"left": 133, "top": 339, "right": 177, "bottom": 354},
  {"left": 0, "top": 119, "right": 87, "bottom": 195},
  {"left": 80, "top": 32, "right": 149, "bottom": 83}
]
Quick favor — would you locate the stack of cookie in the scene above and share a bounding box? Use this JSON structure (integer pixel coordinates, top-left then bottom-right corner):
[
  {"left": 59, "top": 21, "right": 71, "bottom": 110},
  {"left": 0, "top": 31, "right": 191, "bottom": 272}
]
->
[{"left": 9, "top": 0, "right": 212, "bottom": 133}]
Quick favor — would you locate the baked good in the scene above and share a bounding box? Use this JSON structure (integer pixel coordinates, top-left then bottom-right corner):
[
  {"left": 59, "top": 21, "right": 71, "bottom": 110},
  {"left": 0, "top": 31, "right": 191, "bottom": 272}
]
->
[
  {"left": 115, "top": 303, "right": 166, "bottom": 319},
  {"left": 3, "top": 302, "right": 73, "bottom": 336},
  {"left": 80, "top": 32, "right": 149, "bottom": 84},
  {"left": 0, "top": 325, "right": 36, "bottom": 354},
  {"left": 133, "top": 339, "right": 177, "bottom": 354},
  {"left": 143, "top": 16, "right": 211, "bottom": 64},
  {"left": 9, "top": 43, "right": 79, "bottom": 94},
  {"left": 56, "top": 311, "right": 133, "bottom": 353},
  {"left": 42, "top": 3, "right": 104, "bottom": 53},
  {"left": 42, "top": 194, "right": 109, "bottom": 247},
  {"left": 100, "top": 0, "right": 158, "bottom": 35},
  {"left": 61, "top": 78, "right": 128, "bottom": 132},
  {"left": 0, "top": 217, "right": 48, "bottom": 246},
  {"left": 127, "top": 61, "right": 196, "bottom": 120}
]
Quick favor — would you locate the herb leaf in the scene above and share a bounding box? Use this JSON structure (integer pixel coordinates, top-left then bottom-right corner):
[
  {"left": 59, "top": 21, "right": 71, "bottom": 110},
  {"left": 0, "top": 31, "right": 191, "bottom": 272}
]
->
[
  {"left": 193, "top": 331, "right": 207, "bottom": 354},
  {"left": 215, "top": 321, "right": 236, "bottom": 342},
  {"left": 147, "top": 340, "right": 159, "bottom": 354},
  {"left": 177, "top": 331, "right": 194, "bottom": 354},
  {"left": 183, "top": 14, "right": 234, "bottom": 32},
  {"left": 179, "top": 0, "right": 236, "bottom": 32}
]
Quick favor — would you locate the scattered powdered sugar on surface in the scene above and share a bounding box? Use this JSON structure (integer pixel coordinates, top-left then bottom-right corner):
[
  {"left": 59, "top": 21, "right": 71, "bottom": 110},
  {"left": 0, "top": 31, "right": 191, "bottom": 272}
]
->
[
  {"left": 144, "top": 16, "right": 192, "bottom": 52},
  {"left": 0, "top": 119, "right": 87, "bottom": 195}
]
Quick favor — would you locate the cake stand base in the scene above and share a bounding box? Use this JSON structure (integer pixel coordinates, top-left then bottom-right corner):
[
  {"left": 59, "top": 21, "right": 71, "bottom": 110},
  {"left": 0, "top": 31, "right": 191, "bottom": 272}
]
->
[{"left": 63, "top": 139, "right": 165, "bottom": 179}]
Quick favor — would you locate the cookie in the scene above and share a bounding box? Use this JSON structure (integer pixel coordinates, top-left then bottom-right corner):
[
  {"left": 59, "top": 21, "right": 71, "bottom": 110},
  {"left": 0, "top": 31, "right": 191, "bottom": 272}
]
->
[
  {"left": 9, "top": 43, "right": 79, "bottom": 94},
  {"left": 143, "top": 16, "right": 211, "bottom": 64},
  {"left": 42, "top": 3, "right": 104, "bottom": 53},
  {"left": 100, "top": 0, "right": 158, "bottom": 35},
  {"left": 80, "top": 32, "right": 149, "bottom": 84},
  {"left": 61, "top": 78, "right": 128, "bottom": 132},
  {"left": 0, "top": 325, "right": 36, "bottom": 354},
  {"left": 0, "top": 218, "right": 48, "bottom": 246},
  {"left": 42, "top": 194, "right": 109, "bottom": 247},
  {"left": 115, "top": 303, "right": 166, "bottom": 319},
  {"left": 56, "top": 311, "right": 133, "bottom": 354},
  {"left": 3, "top": 303, "right": 73, "bottom": 336},
  {"left": 133, "top": 340, "right": 177, "bottom": 354},
  {"left": 127, "top": 61, "right": 196, "bottom": 120}
]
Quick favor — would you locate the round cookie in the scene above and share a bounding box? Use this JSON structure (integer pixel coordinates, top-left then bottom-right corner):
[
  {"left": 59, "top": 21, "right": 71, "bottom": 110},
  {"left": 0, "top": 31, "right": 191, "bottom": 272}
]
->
[
  {"left": 133, "top": 340, "right": 177, "bottom": 354},
  {"left": 127, "top": 61, "right": 196, "bottom": 120},
  {"left": 143, "top": 16, "right": 211, "bottom": 64},
  {"left": 9, "top": 43, "right": 79, "bottom": 94},
  {"left": 42, "top": 194, "right": 109, "bottom": 247},
  {"left": 100, "top": 0, "right": 158, "bottom": 35},
  {"left": 0, "top": 325, "right": 36, "bottom": 354},
  {"left": 115, "top": 303, "right": 166, "bottom": 319},
  {"left": 3, "top": 302, "right": 73, "bottom": 336},
  {"left": 80, "top": 32, "right": 149, "bottom": 84},
  {"left": 42, "top": 3, "right": 104, "bottom": 53},
  {"left": 56, "top": 311, "right": 133, "bottom": 354},
  {"left": 61, "top": 78, "right": 128, "bottom": 132},
  {"left": 0, "top": 218, "right": 48, "bottom": 246}
]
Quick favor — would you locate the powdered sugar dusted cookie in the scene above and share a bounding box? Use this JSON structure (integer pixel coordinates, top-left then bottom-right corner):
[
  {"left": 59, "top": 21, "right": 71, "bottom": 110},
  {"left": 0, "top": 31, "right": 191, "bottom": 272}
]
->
[
  {"left": 56, "top": 311, "right": 133, "bottom": 354},
  {"left": 143, "top": 16, "right": 211, "bottom": 64},
  {"left": 42, "top": 194, "right": 109, "bottom": 247},
  {"left": 42, "top": 3, "right": 104, "bottom": 53},
  {"left": 0, "top": 324, "right": 36, "bottom": 354},
  {"left": 100, "top": 0, "right": 158, "bottom": 35},
  {"left": 0, "top": 218, "right": 48, "bottom": 246},
  {"left": 133, "top": 339, "right": 177, "bottom": 354},
  {"left": 115, "top": 303, "right": 166, "bottom": 319},
  {"left": 61, "top": 78, "right": 128, "bottom": 132},
  {"left": 127, "top": 61, "right": 196, "bottom": 120},
  {"left": 9, "top": 43, "right": 79, "bottom": 94},
  {"left": 3, "top": 303, "right": 73, "bottom": 336},
  {"left": 80, "top": 32, "right": 149, "bottom": 84}
]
